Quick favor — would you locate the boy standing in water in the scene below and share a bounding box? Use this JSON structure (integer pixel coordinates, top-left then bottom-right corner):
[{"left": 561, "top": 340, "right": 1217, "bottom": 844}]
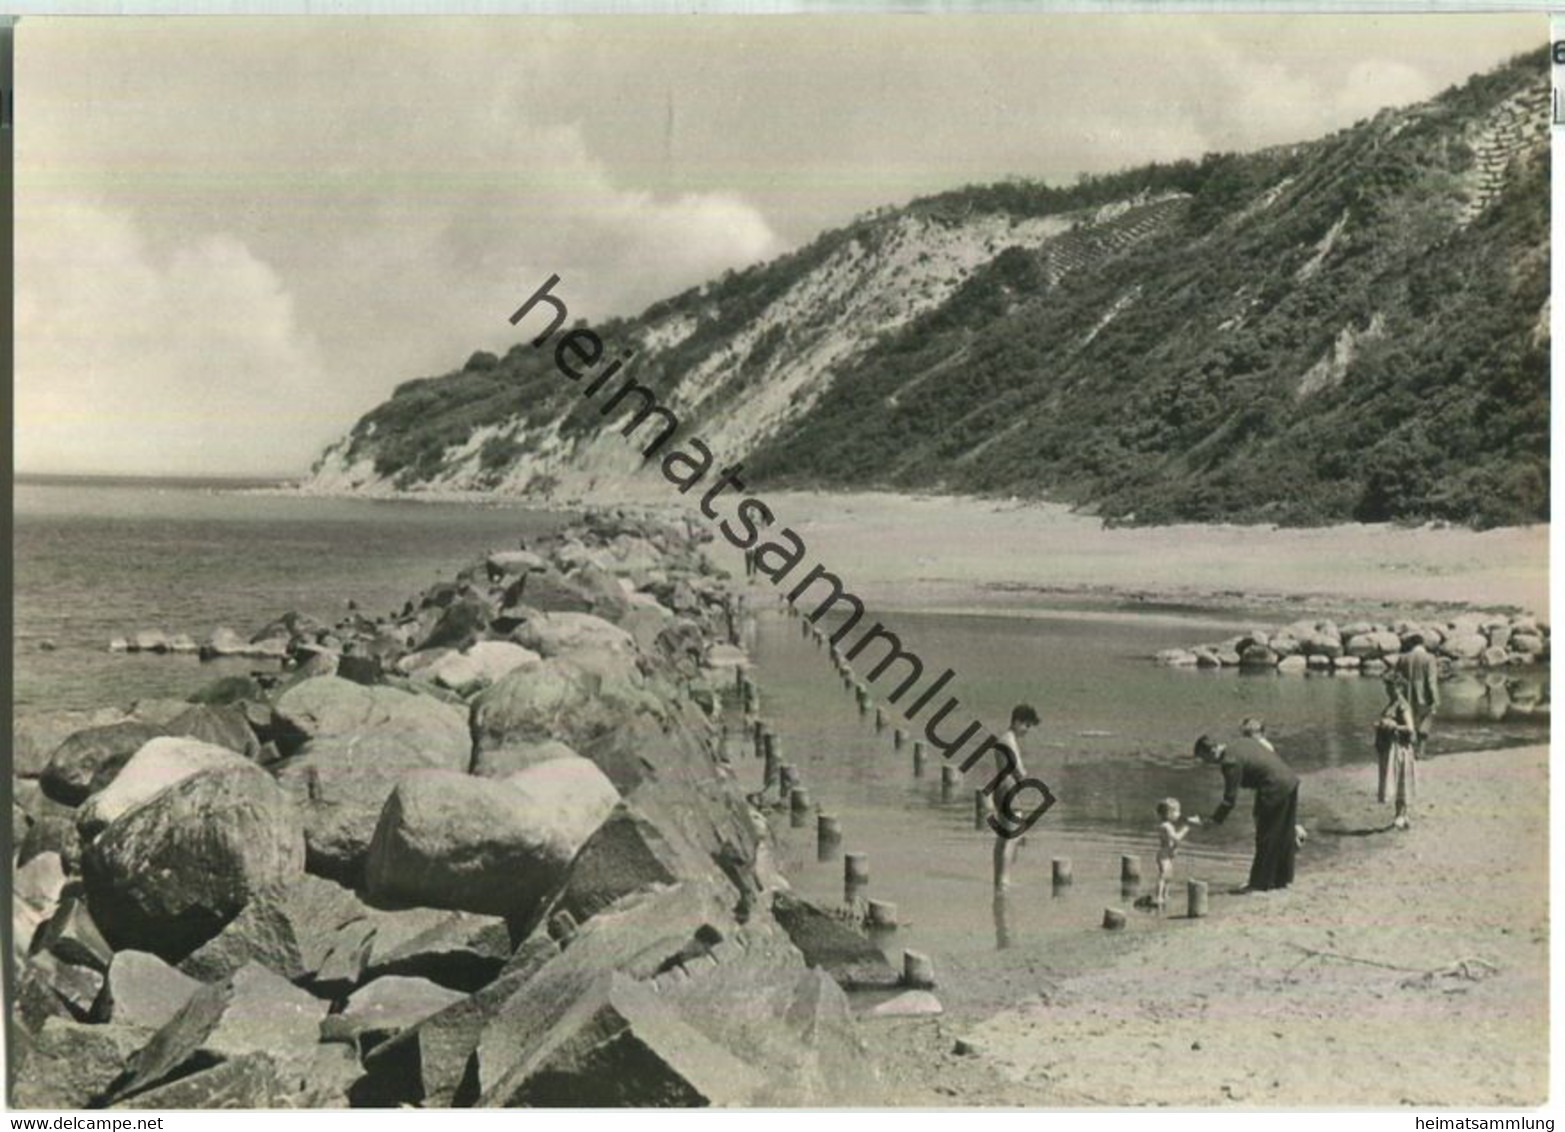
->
[
  {"left": 992, "top": 703, "right": 1042, "bottom": 890},
  {"left": 1154, "top": 797, "right": 1200, "bottom": 907}
]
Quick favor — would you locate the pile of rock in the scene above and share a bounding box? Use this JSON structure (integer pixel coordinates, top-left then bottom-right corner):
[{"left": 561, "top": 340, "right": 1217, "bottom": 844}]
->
[
  {"left": 1155, "top": 612, "right": 1549, "bottom": 676},
  {"left": 12, "top": 508, "right": 882, "bottom": 1109}
]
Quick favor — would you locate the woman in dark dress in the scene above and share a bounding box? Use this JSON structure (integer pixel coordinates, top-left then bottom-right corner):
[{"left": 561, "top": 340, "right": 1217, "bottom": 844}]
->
[{"left": 1192, "top": 733, "right": 1300, "bottom": 891}]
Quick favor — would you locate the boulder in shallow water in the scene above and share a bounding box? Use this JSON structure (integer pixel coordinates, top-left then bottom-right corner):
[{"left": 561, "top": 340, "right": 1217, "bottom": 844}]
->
[
  {"left": 1345, "top": 630, "right": 1402, "bottom": 659},
  {"left": 41, "top": 720, "right": 165, "bottom": 805},
  {"left": 133, "top": 630, "right": 170, "bottom": 653},
  {"left": 1442, "top": 631, "right": 1488, "bottom": 661},
  {"left": 1277, "top": 655, "right": 1308, "bottom": 674},
  {"left": 1239, "top": 645, "right": 1278, "bottom": 669},
  {"left": 205, "top": 627, "right": 250, "bottom": 656},
  {"left": 83, "top": 763, "right": 305, "bottom": 961},
  {"left": 365, "top": 759, "right": 619, "bottom": 919}
]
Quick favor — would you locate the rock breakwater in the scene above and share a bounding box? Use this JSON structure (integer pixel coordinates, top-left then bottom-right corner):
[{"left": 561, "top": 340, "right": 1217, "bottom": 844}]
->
[
  {"left": 12, "top": 509, "right": 885, "bottom": 1108},
  {"left": 1156, "top": 612, "right": 1550, "bottom": 677}
]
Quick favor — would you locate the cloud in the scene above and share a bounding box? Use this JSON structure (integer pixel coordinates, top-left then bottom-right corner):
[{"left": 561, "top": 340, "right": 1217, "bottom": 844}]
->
[{"left": 16, "top": 199, "right": 346, "bottom": 475}]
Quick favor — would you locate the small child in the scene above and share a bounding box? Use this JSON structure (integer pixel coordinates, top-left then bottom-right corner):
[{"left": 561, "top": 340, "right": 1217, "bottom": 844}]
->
[{"left": 1154, "top": 797, "right": 1200, "bottom": 907}]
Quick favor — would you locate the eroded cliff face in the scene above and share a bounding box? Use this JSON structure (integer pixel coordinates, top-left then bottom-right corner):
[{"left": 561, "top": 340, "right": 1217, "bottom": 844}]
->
[{"left": 308, "top": 50, "right": 1549, "bottom": 527}]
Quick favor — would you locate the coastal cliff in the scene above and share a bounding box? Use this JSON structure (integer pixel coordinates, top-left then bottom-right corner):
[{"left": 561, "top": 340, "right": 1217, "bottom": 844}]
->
[{"left": 306, "top": 50, "right": 1548, "bottom": 528}]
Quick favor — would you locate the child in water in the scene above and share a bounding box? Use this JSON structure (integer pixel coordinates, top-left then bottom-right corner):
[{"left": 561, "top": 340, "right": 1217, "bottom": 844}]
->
[{"left": 1154, "top": 797, "right": 1200, "bottom": 907}]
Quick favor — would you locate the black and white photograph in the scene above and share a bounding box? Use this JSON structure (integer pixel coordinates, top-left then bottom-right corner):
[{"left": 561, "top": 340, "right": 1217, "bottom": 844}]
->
[{"left": 8, "top": 8, "right": 1553, "bottom": 1114}]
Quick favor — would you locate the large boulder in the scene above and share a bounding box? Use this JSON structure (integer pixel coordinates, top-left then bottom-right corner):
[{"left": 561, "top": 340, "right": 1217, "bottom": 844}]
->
[
  {"left": 470, "top": 738, "right": 579, "bottom": 779},
  {"left": 106, "top": 962, "right": 328, "bottom": 1105},
  {"left": 554, "top": 803, "right": 692, "bottom": 926},
  {"left": 177, "top": 873, "right": 371, "bottom": 985},
  {"left": 23, "top": 951, "right": 104, "bottom": 1020},
  {"left": 16, "top": 785, "right": 82, "bottom": 872},
  {"left": 352, "top": 942, "right": 559, "bottom": 1107},
  {"left": 83, "top": 763, "right": 306, "bottom": 961},
  {"left": 76, "top": 736, "right": 252, "bottom": 838},
  {"left": 486, "top": 549, "right": 547, "bottom": 578},
  {"left": 12, "top": 1018, "right": 148, "bottom": 1108},
  {"left": 1346, "top": 630, "right": 1403, "bottom": 659},
  {"left": 477, "top": 971, "right": 762, "bottom": 1106},
  {"left": 512, "top": 612, "right": 635, "bottom": 659},
  {"left": 14, "top": 707, "right": 130, "bottom": 778},
  {"left": 414, "top": 596, "right": 491, "bottom": 653},
  {"left": 115, "top": 1052, "right": 294, "bottom": 1109},
  {"left": 94, "top": 949, "right": 203, "bottom": 1029},
  {"left": 770, "top": 894, "right": 900, "bottom": 990},
  {"left": 422, "top": 641, "right": 540, "bottom": 695},
  {"left": 319, "top": 975, "right": 466, "bottom": 1056},
  {"left": 365, "top": 760, "right": 620, "bottom": 919},
  {"left": 1443, "top": 632, "right": 1489, "bottom": 661},
  {"left": 271, "top": 675, "right": 467, "bottom": 755},
  {"left": 272, "top": 677, "right": 471, "bottom": 882},
  {"left": 31, "top": 896, "right": 113, "bottom": 973},
  {"left": 360, "top": 907, "right": 513, "bottom": 993},
  {"left": 40, "top": 720, "right": 165, "bottom": 804},
  {"left": 162, "top": 704, "right": 260, "bottom": 758},
  {"left": 1238, "top": 645, "right": 1278, "bottom": 669},
  {"left": 470, "top": 653, "right": 670, "bottom": 755}
]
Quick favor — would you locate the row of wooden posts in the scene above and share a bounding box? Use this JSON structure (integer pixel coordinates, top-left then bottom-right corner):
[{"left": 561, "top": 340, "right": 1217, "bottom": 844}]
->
[{"left": 728, "top": 595, "right": 1209, "bottom": 988}]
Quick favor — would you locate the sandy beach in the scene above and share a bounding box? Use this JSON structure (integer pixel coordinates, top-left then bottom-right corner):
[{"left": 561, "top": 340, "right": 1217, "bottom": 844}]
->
[
  {"left": 855, "top": 742, "right": 1549, "bottom": 1108},
  {"left": 725, "top": 491, "right": 1551, "bottom": 1107},
  {"left": 759, "top": 491, "right": 1550, "bottom": 621}
]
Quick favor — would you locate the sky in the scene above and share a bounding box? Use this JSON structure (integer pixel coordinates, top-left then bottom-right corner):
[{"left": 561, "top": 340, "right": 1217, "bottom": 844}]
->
[{"left": 14, "top": 13, "right": 1544, "bottom": 477}]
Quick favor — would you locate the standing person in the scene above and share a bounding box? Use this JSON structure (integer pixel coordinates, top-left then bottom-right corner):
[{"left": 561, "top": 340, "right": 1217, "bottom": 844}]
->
[
  {"left": 1192, "top": 732, "right": 1301, "bottom": 892},
  {"left": 991, "top": 703, "right": 1041, "bottom": 890},
  {"left": 1153, "top": 798, "right": 1200, "bottom": 908},
  {"left": 1404, "top": 634, "right": 1440, "bottom": 760},
  {"left": 1374, "top": 675, "right": 1418, "bottom": 830}
]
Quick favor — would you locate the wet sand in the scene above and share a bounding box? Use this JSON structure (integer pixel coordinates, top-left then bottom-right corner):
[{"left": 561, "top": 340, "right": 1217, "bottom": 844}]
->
[
  {"left": 748, "top": 493, "right": 1549, "bottom": 1106},
  {"left": 760, "top": 491, "right": 1549, "bottom": 620},
  {"left": 855, "top": 743, "right": 1549, "bottom": 1107}
]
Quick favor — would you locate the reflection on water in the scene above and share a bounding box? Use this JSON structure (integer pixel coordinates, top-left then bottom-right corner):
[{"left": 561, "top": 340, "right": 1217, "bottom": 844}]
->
[{"left": 747, "top": 602, "right": 1546, "bottom": 966}]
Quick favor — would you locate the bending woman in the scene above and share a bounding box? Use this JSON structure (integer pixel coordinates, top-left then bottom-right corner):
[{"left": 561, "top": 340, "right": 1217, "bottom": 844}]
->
[{"left": 1192, "top": 733, "right": 1301, "bottom": 892}]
